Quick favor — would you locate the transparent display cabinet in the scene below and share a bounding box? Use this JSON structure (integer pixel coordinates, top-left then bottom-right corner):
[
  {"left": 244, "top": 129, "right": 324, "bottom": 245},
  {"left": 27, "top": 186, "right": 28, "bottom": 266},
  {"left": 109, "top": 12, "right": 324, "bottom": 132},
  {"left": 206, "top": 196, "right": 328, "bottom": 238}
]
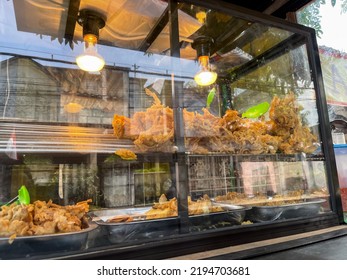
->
[{"left": 0, "top": 0, "right": 342, "bottom": 259}]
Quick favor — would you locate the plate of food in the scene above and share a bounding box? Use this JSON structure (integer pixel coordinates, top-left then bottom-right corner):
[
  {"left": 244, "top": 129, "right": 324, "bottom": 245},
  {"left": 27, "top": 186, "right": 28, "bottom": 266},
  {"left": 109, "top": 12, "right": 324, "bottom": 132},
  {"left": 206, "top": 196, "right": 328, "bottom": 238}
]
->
[
  {"left": 0, "top": 199, "right": 97, "bottom": 259},
  {"left": 248, "top": 198, "right": 326, "bottom": 222}
]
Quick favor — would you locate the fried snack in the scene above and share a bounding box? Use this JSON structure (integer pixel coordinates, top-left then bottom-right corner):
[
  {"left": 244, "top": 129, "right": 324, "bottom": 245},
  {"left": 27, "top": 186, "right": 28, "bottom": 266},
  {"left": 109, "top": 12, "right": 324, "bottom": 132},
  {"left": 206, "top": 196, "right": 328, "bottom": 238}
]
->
[
  {"left": 107, "top": 214, "right": 132, "bottom": 223},
  {"left": 112, "top": 88, "right": 175, "bottom": 152},
  {"left": 105, "top": 194, "right": 228, "bottom": 223},
  {"left": 115, "top": 149, "right": 137, "bottom": 160},
  {"left": 268, "top": 92, "right": 318, "bottom": 154},
  {"left": 0, "top": 199, "right": 92, "bottom": 238},
  {"left": 145, "top": 194, "right": 178, "bottom": 220},
  {"left": 145, "top": 194, "right": 223, "bottom": 219},
  {"left": 184, "top": 108, "right": 281, "bottom": 155},
  {"left": 215, "top": 190, "right": 318, "bottom": 206},
  {"left": 188, "top": 194, "right": 223, "bottom": 215},
  {"left": 112, "top": 90, "right": 317, "bottom": 155},
  {"left": 184, "top": 93, "right": 317, "bottom": 155}
]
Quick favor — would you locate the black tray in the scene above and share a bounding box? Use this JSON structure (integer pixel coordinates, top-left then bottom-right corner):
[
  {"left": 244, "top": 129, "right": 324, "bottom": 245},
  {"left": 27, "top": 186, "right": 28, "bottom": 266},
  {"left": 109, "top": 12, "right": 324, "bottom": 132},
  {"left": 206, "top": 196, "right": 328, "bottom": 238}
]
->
[
  {"left": 188, "top": 203, "right": 250, "bottom": 228},
  {"left": 91, "top": 207, "right": 179, "bottom": 243},
  {"left": 91, "top": 204, "right": 250, "bottom": 242},
  {"left": 248, "top": 198, "right": 326, "bottom": 222},
  {"left": 0, "top": 221, "right": 98, "bottom": 259}
]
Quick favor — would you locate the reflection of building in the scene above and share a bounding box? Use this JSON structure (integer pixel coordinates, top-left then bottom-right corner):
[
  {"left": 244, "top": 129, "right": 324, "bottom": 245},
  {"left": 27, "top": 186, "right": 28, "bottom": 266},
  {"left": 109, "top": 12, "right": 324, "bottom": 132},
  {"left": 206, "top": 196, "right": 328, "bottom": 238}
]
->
[
  {"left": 0, "top": 58, "right": 60, "bottom": 121},
  {"left": 319, "top": 46, "right": 347, "bottom": 106},
  {"left": 241, "top": 162, "right": 277, "bottom": 195},
  {"left": 0, "top": 57, "right": 128, "bottom": 124}
]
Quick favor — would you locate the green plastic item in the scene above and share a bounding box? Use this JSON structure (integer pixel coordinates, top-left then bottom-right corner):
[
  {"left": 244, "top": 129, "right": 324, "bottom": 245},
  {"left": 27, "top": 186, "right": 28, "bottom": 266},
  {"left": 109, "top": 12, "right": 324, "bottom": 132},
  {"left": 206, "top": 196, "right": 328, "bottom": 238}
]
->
[
  {"left": 242, "top": 102, "right": 270, "bottom": 118},
  {"left": 18, "top": 185, "right": 30, "bottom": 205},
  {"left": 206, "top": 87, "right": 216, "bottom": 109}
]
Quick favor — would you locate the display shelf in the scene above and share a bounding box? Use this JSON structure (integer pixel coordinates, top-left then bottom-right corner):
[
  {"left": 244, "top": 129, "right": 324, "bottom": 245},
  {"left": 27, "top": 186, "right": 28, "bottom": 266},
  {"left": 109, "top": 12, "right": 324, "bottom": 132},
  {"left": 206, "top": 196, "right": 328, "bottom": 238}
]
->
[{"left": 0, "top": 0, "right": 342, "bottom": 260}]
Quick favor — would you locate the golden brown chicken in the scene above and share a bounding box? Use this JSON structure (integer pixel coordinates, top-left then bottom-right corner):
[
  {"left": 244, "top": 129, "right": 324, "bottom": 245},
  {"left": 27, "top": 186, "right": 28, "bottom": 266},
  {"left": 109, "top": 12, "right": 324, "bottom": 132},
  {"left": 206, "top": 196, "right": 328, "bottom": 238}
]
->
[{"left": 0, "top": 199, "right": 92, "bottom": 238}]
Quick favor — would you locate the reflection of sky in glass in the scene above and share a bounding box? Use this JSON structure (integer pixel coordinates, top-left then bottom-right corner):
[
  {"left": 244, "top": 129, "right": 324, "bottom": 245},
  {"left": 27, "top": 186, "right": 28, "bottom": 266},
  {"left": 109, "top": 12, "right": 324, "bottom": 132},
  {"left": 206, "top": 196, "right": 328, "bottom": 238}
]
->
[
  {"left": 318, "top": 3, "right": 346, "bottom": 52},
  {"left": 0, "top": 0, "right": 197, "bottom": 79}
]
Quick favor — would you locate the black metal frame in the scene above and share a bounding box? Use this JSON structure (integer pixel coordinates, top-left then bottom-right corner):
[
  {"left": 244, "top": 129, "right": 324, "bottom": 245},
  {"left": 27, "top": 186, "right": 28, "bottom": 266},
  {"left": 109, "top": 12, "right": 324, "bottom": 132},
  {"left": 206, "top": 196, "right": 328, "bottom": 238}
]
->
[
  {"left": 56, "top": 0, "right": 344, "bottom": 259},
  {"left": 178, "top": 0, "right": 343, "bottom": 222},
  {"left": 5, "top": 0, "right": 342, "bottom": 260},
  {"left": 40, "top": 213, "right": 340, "bottom": 260},
  {"left": 162, "top": 0, "right": 343, "bottom": 254}
]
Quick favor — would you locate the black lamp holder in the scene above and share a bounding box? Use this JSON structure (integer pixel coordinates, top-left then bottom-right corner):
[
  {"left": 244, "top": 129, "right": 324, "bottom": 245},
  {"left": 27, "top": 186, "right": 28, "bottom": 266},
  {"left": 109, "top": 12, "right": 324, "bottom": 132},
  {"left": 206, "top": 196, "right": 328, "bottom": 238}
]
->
[
  {"left": 77, "top": 9, "right": 106, "bottom": 39},
  {"left": 191, "top": 36, "right": 214, "bottom": 58}
]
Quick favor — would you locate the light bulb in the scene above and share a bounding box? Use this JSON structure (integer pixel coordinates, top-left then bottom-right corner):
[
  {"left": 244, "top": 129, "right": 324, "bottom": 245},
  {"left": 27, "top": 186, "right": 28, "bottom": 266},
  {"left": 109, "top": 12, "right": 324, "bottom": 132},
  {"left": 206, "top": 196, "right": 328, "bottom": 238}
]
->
[
  {"left": 194, "top": 55, "right": 217, "bottom": 86},
  {"left": 76, "top": 34, "right": 105, "bottom": 72},
  {"left": 196, "top": 11, "right": 207, "bottom": 24},
  {"left": 194, "top": 70, "right": 217, "bottom": 86}
]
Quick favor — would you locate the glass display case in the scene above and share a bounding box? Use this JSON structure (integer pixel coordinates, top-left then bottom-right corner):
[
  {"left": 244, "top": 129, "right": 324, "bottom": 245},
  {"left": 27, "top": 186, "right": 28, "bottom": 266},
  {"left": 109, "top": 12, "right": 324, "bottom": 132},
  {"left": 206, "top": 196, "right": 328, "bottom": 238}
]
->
[{"left": 0, "top": 0, "right": 343, "bottom": 259}]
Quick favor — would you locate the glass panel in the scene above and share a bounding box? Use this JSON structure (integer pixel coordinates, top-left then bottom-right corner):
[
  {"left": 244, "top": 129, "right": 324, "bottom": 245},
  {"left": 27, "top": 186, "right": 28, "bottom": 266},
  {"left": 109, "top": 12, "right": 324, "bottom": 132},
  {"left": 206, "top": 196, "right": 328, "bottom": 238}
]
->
[
  {"left": 177, "top": 3, "right": 330, "bottom": 228},
  {"left": 297, "top": 0, "right": 347, "bottom": 222},
  {"left": 0, "top": 0, "right": 332, "bottom": 258}
]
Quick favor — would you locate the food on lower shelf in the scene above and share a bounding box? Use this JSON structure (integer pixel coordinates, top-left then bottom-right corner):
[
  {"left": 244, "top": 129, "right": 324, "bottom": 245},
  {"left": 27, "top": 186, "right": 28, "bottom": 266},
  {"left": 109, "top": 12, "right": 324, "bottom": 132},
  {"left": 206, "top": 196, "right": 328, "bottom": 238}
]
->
[
  {"left": 106, "top": 214, "right": 145, "bottom": 223},
  {"left": 0, "top": 199, "right": 92, "bottom": 241},
  {"left": 188, "top": 194, "right": 223, "bottom": 215},
  {"left": 112, "top": 90, "right": 317, "bottom": 155},
  {"left": 310, "top": 187, "right": 329, "bottom": 197},
  {"left": 105, "top": 194, "right": 226, "bottom": 223},
  {"left": 215, "top": 189, "right": 328, "bottom": 206},
  {"left": 145, "top": 194, "right": 178, "bottom": 219}
]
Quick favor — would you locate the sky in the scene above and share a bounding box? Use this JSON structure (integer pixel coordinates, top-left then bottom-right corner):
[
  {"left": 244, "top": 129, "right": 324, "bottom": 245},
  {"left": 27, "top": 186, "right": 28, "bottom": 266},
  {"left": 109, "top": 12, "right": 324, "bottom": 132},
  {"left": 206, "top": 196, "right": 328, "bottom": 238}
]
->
[{"left": 317, "top": 2, "right": 347, "bottom": 52}]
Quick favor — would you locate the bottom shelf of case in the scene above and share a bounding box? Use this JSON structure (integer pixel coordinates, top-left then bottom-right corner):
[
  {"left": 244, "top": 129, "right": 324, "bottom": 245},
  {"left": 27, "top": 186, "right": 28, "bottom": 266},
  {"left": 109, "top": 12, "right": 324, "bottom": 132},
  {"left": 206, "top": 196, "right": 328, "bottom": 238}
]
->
[{"left": 57, "top": 212, "right": 340, "bottom": 260}]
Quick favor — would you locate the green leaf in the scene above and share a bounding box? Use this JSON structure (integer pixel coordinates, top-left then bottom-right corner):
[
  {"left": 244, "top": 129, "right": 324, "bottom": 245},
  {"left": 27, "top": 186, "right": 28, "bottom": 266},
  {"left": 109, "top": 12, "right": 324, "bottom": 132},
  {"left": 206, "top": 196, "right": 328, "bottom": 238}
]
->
[
  {"left": 206, "top": 87, "right": 216, "bottom": 109},
  {"left": 242, "top": 102, "right": 270, "bottom": 118},
  {"left": 331, "top": 0, "right": 336, "bottom": 6},
  {"left": 18, "top": 185, "right": 30, "bottom": 205}
]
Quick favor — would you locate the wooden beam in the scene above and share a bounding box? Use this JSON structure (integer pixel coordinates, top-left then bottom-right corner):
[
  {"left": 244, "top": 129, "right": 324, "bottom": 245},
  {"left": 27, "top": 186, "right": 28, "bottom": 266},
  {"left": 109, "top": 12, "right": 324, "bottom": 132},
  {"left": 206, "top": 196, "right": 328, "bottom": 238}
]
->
[{"left": 262, "top": 0, "right": 290, "bottom": 15}]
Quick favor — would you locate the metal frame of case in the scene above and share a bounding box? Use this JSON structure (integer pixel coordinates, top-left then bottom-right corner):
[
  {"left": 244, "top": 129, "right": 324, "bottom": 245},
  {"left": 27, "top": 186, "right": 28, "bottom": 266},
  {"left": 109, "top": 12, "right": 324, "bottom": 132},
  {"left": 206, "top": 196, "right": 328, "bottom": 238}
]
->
[
  {"left": 0, "top": 0, "right": 344, "bottom": 259},
  {"left": 62, "top": 0, "right": 343, "bottom": 259}
]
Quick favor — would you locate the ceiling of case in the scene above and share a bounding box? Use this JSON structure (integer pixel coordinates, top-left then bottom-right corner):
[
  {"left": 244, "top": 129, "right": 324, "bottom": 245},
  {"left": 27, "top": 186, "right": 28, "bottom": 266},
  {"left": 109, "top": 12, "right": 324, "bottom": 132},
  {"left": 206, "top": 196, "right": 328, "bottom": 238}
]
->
[{"left": 12, "top": 0, "right": 312, "bottom": 59}]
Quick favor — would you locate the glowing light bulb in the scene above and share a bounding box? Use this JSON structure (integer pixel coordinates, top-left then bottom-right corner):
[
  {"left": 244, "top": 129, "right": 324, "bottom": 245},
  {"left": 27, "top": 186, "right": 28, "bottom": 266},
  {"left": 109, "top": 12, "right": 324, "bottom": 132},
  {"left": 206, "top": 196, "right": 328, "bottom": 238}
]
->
[
  {"left": 194, "top": 55, "right": 217, "bottom": 86},
  {"left": 76, "top": 34, "right": 105, "bottom": 72}
]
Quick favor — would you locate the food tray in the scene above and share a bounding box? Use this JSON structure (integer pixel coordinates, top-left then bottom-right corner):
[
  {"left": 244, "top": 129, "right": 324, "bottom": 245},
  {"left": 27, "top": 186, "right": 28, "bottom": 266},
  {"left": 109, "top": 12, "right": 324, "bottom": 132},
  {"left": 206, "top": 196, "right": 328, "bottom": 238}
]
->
[
  {"left": 91, "top": 207, "right": 179, "bottom": 244},
  {"left": 91, "top": 204, "right": 250, "bottom": 242},
  {"left": 0, "top": 221, "right": 98, "bottom": 259},
  {"left": 248, "top": 198, "right": 326, "bottom": 222}
]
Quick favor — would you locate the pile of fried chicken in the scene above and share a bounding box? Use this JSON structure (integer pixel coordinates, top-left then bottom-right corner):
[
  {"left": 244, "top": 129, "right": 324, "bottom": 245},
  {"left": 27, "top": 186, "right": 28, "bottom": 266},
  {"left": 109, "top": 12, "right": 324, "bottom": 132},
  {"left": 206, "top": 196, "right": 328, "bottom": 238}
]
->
[
  {"left": 0, "top": 199, "right": 91, "bottom": 240},
  {"left": 112, "top": 89, "right": 317, "bottom": 155}
]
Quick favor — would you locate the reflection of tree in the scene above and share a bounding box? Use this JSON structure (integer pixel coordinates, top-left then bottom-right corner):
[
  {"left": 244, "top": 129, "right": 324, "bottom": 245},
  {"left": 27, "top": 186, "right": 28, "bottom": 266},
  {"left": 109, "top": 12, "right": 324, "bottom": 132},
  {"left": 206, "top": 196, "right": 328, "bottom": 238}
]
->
[
  {"left": 231, "top": 48, "right": 311, "bottom": 99},
  {"left": 297, "top": 0, "right": 347, "bottom": 39}
]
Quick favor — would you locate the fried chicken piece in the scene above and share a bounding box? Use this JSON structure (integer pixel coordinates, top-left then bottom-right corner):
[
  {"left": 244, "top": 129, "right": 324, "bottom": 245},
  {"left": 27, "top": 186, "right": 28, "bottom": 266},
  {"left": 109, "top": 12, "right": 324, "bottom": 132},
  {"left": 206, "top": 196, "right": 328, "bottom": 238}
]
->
[
  {"left": 188, "top": 194, "right": 223, "bottom": 215},
  {"left": 0, "top": 199, "right": 92, "bottom": 238},
  {"left": 145, "top": 196, "right": 178, "bottom": 220},
  {"left": 55, "top": 212, "right": 82, "bottom": 233},
  {"left": 31, "top": 221, "right": 57, "bottom": 235},
  {"left": 8, "top": 220, "right": 30, "bottom": 236},
  {"left": 107, "top": 215, "right": 132, "bottom": 223}
]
